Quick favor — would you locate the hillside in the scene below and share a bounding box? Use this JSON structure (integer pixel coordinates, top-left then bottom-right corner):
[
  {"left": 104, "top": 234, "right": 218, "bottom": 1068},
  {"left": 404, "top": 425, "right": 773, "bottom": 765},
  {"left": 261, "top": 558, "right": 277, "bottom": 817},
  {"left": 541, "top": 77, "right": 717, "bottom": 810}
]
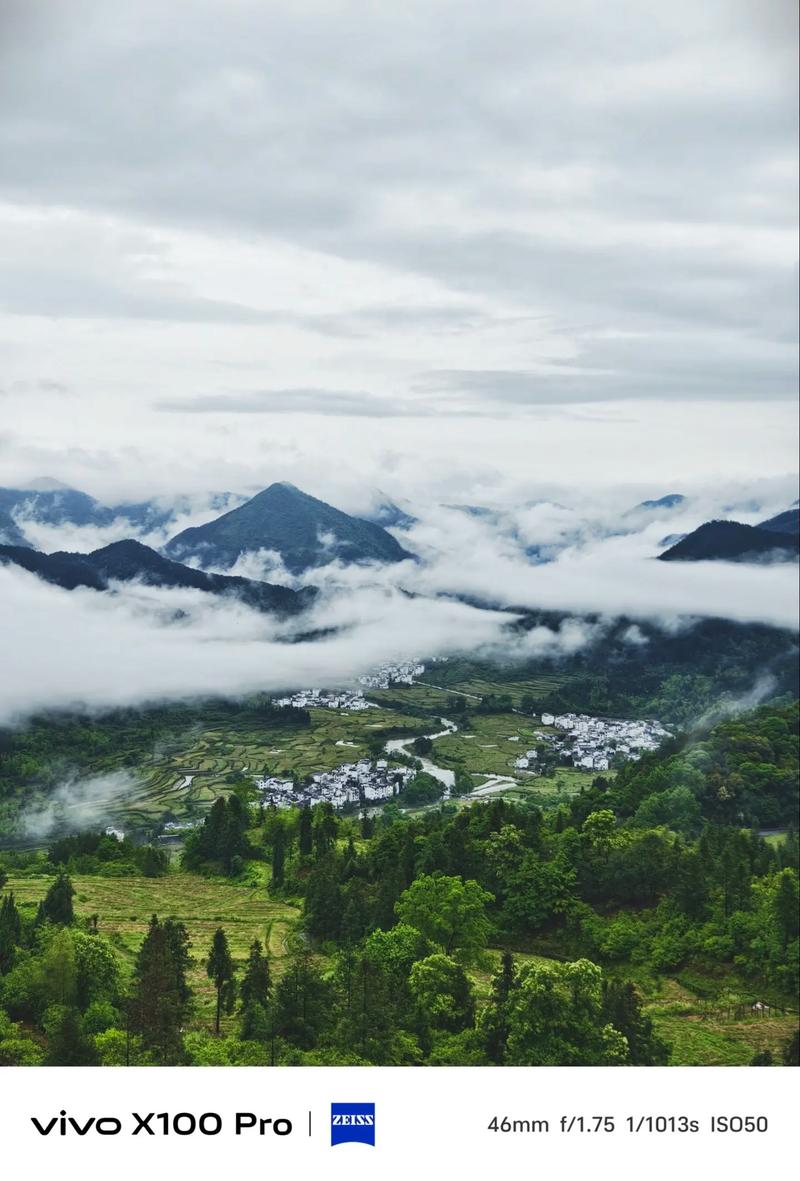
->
[
  {"left": 165, "top": 481, "right": 413, "bottom": 573},
  {"left": 0, "top": 539, "right": 313, "bottom": 615},
  {"left": 658, "top": 519, "right": 798, "bottom": 563},
  {"left": 759, "top": 504, "right": 800, "bottom": 537}
]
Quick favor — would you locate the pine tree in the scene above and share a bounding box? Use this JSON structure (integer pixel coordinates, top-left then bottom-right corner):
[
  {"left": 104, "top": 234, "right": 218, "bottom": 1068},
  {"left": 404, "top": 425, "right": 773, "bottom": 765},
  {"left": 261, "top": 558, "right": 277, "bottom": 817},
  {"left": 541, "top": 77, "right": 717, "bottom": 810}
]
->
[
  {"left": 240, "top": 939, "right": 271, "bottom": 1011},
  {"left": 271, "top": 825, "right": 286, "bottom": 889},
  {"left": 37, "top": 872, "right": 75, "bottom": 926},
  {"left": 298, "top": 807, "right": 313, "bottom": 857},
  {"left": 206, "top": 928, "right": 236, "bottom": 1035},
  {"left": 601, "top": 979, "right": 670, "bottom": 1065},
  {"left": 46, "top": 1008, "right": 99, "bottom": 1066},
  {"left": 482, "top": 951, "right": 516, "bottom": 1064},
  {"left": 0, "top": 892, "right": 22, "bottom": 974},
  {"left": 129, "top": 915, "right": 192, "bottom": 1064}
]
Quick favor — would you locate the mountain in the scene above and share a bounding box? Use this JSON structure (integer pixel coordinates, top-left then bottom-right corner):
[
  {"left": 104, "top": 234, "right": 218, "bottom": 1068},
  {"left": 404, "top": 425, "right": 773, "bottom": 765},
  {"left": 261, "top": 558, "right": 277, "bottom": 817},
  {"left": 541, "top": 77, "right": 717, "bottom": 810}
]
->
[
  {"left": 0, "top": 509, "right": 31, "bottom": 548},
  {"left": 0, "top": 480, "right": 246, "bottom": 543},
  {"left": 0, "top": 539, "right": 313, "bottom": 615},
  {"left": 0, "top": 484, "right": 114, "bottom": 530},
  {"left": 658, "top": 520, "right": 799, "bottom": 563},
  {"left": 165, "top": 482, "right": 414, "bottom": 574},
  {"left": 360, "top": 497, "right": 417, "bottom": 530},
  {"left": 758, "top": 503, "right": 799, "bottom": 537},
  {"left": 630, "top": 493, "right": 686, "bottom": 514},
  {"left": 0, "top": 544, "right": 106, "bottom": 590}
]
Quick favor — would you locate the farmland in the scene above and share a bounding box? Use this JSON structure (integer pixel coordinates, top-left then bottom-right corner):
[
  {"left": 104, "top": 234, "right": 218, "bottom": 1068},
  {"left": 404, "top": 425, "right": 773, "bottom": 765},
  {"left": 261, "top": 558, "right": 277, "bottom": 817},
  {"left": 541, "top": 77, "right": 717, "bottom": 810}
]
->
[{"left": 6, "top": 872, "right": 301, "bottom": 1031}]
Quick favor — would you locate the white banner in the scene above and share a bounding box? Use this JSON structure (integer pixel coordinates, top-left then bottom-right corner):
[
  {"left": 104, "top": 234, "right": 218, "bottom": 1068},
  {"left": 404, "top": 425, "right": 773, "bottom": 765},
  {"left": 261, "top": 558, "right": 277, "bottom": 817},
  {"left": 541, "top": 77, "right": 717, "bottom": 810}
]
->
[{"left": 1, "top": 1066, "right": 797, "bottom": 1180}]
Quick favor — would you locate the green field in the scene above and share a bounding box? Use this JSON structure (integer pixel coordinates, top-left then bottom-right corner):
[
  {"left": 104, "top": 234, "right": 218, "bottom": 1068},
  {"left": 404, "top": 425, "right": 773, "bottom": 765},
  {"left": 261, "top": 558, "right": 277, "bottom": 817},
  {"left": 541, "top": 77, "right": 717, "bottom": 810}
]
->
[
  {"left": 419, "top": 669, "right": 569, "bottom": 705},
  {"left": 429, "top": 711, "right": 600, "bottom": 797},
  {"left": 646, "top": 980, "right": 798, "bottom": 1066},
  {"left": 6, "top": 873, "right": 301, "bottom": 1032}
]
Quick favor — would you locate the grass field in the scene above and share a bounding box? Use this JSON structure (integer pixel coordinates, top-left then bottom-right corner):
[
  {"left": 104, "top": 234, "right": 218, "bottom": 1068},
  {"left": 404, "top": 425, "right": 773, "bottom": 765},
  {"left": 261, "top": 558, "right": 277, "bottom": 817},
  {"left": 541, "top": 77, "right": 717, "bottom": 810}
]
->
[
  {"left": 7, "top": 873, "right": 302, "bottom": 1032},
  {"left": 645, "top": 980, "right": 798, "bottom": 1065}
]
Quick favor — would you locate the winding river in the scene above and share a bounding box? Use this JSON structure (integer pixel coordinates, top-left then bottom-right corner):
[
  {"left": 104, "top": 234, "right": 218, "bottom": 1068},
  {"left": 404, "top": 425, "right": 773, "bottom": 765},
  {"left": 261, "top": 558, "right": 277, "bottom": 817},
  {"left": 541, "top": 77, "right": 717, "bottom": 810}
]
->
[{"left": 385, "top": 717, "right": 458, "bottom": 793}]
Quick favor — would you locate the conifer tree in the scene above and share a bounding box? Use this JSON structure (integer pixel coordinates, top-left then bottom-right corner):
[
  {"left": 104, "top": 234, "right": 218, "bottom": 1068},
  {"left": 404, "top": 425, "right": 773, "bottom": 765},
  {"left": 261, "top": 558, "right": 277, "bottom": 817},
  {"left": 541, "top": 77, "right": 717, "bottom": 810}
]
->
[
  {"left": 271, "top": 825, "right": 286, "bottom": 888},
  {"left": 240, "top": 939, "right": 271, "bottom": 1011},
  {"left": 0, "top": 892, "right": 22, "bottom": 974},
  {"left": 37, "top": 872, "right": 75, "bottom": 926},
  {"left": 45, "top": 1008, "right": 99, "bottom": 1066},
  {"left": 206, "top": 928, "right": 236, "bottom": 1035},
  {"left": 129, "top": 915, "right": 192, "bottom": 1063},
  {"left": 298, "top": 807, "right": 313, "bottom": 857}
]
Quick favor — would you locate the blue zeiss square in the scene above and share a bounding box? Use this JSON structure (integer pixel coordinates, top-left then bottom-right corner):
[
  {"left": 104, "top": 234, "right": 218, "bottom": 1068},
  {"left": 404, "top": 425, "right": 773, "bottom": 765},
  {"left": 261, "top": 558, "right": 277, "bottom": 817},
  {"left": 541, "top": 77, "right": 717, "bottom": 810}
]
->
[{"left": 331, "top": 1102, "right": 376, "bottom": 1146}]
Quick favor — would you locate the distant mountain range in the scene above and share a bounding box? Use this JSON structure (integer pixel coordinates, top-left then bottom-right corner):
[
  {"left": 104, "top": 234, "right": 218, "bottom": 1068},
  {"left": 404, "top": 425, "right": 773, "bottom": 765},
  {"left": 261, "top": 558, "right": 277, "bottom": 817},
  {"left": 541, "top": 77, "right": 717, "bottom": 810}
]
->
[
  {"left": 631, "top": 493, "right": 687, "bottom": 512},
  {"left": 165, "top": 482, "right": 413, "bottom": 574},
  {"left": 658, "top": 519, "right": 799, "bottom": 563},
  {"left": 0, "top": 481, "right": 243, "bottom": 539},
  {"left": 0, "top": 539, "right": 313, "bottom": 615}
]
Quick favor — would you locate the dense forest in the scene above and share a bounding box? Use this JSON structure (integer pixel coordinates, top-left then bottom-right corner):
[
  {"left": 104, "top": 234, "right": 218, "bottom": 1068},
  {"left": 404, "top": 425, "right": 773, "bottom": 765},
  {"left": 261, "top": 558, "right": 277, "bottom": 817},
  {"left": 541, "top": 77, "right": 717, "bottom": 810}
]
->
[
  {"left": 427, "top": 616, "right": 799, "bottom": 725},
  {"left": 0, "top": 700, "right": 797, "bottom": 1067}
]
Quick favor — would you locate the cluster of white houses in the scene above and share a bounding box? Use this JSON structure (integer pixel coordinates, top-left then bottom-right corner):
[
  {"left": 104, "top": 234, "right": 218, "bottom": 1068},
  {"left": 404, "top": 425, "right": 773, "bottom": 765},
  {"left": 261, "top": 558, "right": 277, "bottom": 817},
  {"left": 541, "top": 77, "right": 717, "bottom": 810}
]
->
[
  {"left": 357, "top": 659, "right": 426, "bottom": 689},
  {"left": 271, "top": 688, "right": 377, "bottom": 712},
  {"left": 515, "top": 712, "right": 670, "bottom": 774},
  {"left": 254, "top": 759, "right": 414, "bottom": 810}
]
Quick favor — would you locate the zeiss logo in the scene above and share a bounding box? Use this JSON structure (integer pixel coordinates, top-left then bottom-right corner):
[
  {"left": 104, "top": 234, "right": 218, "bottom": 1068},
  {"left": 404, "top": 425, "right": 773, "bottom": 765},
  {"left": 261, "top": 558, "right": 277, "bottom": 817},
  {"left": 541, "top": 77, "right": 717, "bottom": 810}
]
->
[{"left": 330, "top": 1103, "right": 376, "bottom": 1147}]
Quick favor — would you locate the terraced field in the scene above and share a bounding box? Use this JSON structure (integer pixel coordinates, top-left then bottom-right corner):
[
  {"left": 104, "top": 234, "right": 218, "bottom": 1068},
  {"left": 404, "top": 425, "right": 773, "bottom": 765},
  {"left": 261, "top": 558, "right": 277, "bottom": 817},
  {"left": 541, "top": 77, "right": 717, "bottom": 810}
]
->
[
  {"left": 419, "top": 669, "right": 569, "bottom": 706},
  {"left": 38, "top": 704, "right": 429, "bottom": 837},
  {"left": 7, "top": 873, "right": 302, "bottom": 1030}
]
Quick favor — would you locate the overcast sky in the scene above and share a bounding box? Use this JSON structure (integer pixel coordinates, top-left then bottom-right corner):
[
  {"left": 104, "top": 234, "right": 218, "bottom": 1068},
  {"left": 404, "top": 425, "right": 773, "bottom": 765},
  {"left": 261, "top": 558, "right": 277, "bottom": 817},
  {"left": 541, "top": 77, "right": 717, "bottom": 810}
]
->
[{"left": 0, "top": 0, "right": 797, "bottom": 505}]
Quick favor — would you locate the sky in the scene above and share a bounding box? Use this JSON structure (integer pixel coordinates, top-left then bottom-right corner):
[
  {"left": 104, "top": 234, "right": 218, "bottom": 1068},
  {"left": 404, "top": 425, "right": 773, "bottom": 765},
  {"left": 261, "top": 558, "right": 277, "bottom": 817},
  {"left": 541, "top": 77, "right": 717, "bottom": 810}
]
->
[{"left": 0, "top": 0, "right": 797, "bottom": 507}]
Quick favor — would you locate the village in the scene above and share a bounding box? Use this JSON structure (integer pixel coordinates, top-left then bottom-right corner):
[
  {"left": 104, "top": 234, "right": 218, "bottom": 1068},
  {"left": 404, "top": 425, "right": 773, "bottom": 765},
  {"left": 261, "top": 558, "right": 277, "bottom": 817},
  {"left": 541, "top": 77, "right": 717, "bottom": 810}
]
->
[
  {"left": 254, "top": 758, "right": 415, "bottom": 811},
  {"left": 271, "top": 687, "right": 377, "bottom": 712},
  {"left": 357, "top": 658, "right": 426, "bottom": 689},
  {"left": 514, "top": 712, "right": 670, "bottom": 774},
  {"left": 271, "top": 659, "right": 428, "bottom": 711}
]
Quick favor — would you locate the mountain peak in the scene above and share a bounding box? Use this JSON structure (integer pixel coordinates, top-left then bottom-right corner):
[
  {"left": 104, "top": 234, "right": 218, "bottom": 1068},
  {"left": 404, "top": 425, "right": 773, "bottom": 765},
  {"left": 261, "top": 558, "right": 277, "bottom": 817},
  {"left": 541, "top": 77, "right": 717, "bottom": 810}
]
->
[{"left": 165, "top": 482, "right": 413, "bottom": 574}]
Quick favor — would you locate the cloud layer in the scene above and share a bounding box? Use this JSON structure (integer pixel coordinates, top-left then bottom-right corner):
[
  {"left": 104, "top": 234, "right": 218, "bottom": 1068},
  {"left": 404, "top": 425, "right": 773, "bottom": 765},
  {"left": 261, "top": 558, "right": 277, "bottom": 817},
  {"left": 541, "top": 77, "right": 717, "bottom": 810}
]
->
[{"left": 0, "top": 0, "right": 796, "bottom": 497}]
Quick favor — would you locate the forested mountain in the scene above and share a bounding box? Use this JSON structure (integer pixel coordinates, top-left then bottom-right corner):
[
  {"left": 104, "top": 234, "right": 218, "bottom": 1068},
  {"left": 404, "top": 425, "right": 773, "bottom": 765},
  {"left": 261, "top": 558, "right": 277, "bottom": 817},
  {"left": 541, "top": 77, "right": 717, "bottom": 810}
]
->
[
  {"left": 658, "top": 520, "right": 798, "bottom": 563},
  {"left": 165, "top": 482, "right": 414, "bottom": 573},
  {"left": 758, "top": 504, "right": 800, "bottom": 537},
  {"left": 0, "top": 539, "right": 313, "bottom": 615}
]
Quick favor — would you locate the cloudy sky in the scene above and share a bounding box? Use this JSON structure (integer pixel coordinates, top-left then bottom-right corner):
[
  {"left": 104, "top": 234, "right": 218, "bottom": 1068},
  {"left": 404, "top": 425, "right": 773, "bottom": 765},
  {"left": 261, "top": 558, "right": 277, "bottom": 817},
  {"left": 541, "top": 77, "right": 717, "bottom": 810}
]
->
[{"left": 0, "top": 0, "right": 797, "bottom": 506}]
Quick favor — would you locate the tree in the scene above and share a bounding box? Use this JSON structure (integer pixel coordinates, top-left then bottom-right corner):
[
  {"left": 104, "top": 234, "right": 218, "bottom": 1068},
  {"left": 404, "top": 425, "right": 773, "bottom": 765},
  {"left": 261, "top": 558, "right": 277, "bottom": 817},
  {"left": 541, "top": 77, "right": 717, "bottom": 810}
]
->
[
  {"left": 305, "top": 855, "right": 342, "bottom": 942},
  {"left": 128, "top": 915, "right": 192, "bottom": 1064},
  {"left": 0, "top": 892, "right": 22, "bottom": 974},
  {"left": 601, "top": 979, "right": 670, "bottom": 1065},
  {"left": 271, "top": 824, "right": 286, "bottom": 888},
  {"left": 409, "top": 954, "right": 475, "bottom": 1034},
  {"left": 773, "top": 869, "right": 799, "bottom": 949},
  {"left": 394, "top": 874, "right": 494, "bottom": 961},
  {"left": 240, "top": 939, "right": 271, "bottom": 1011},
  {"left": 312, "top": 803, "right": 338, "bottom": 859},
  {"left": 37, "top": 872, "right": 75, "bottom": 926},
  {"left": 206, "top": 928, "right": 236, "bottom": 1035},
  {"left": 45, "top": 1008, "right": 98, "bottom": 1066},
  {"left": 505, "top": 959, "right": 629, "bottom": 1066},
  {"left": 272, "top": 953, "right": 335, "bottom": 1050},
  {"left": 481, "top": 950, "right": 516, "bottom": 1064},
  {"left": 298, "top": 807, "right": 313, "bottom": 857}
]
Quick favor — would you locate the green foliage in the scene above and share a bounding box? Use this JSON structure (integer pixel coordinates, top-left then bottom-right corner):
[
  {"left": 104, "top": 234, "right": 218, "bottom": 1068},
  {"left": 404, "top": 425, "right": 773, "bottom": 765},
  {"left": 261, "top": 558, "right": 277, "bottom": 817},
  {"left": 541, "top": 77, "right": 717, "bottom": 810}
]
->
[
  {"left": 395, "top": 874, "right": 493, "bottom": 960},
  {"left": 505, "top": 959, "right": 629, "bottom": 1066},
  {"left": 128, "top": 915, "right": 192, "bottom": 1064},
  {"left": 206, "top": 927, "right": 236, "bottom": 1035},
  {"left": 37, "top": 871, "right": 75, "bottom": 925}
]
